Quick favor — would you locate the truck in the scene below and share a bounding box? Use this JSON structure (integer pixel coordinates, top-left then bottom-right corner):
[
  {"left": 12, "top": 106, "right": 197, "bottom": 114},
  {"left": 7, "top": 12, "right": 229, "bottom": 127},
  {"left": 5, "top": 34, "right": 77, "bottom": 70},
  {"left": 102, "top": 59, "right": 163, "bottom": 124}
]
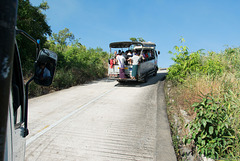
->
[
  {"left": 0, "top": 0, "right": 58, "bottom": 160},
  {"left": 108, "top": 41, "right": 160, "bottom": 82}
]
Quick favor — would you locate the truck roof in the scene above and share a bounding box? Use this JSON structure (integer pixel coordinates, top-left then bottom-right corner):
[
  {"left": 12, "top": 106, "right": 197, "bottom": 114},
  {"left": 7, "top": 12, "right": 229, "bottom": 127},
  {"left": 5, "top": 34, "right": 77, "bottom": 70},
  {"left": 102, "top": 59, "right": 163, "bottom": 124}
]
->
[
  {"left": 134, "top": 42, "right": 156, "bottom": 50},
  {"left": 140, "top": 42, "right": 156, "bottom": 47},
  {"left": 109, "top": 41, "right": 143, "bottom": 48},
  {"left": 109, "top": 41, "right": 156, "bottom": 49}
]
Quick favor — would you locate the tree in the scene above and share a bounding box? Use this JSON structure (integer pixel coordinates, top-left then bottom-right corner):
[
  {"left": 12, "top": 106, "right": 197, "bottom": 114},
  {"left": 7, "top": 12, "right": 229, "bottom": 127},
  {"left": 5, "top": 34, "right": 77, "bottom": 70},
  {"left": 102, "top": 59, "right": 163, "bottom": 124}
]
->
[
  {"left": 130, "top": 37, "right": 137, "bottom": 42},
  {"left": 138, "top": 37, "right": 146, "bottom": 42},
  {"left": 46, "top": 28, "right": 82, "bottom": 68},
  {"left": 129, "top": 37, "right": 146, "bottom": 42},
  {"left": 17, "top": 0, "right": 51, "bottom": 72},
  {"left": 51, "top": 28, "right": 75, "bottom": 46},
  {"left": 49, "top": 28, "right": 76, "bottom": 51},
  {"left": 47, "top": 28, "right": 80, "bottom": 54}
]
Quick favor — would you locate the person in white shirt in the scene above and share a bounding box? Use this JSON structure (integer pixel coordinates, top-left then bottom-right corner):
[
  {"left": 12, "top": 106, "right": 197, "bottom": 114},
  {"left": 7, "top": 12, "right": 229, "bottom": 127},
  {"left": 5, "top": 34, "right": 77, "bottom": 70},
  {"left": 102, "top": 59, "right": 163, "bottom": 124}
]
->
[
  {"left": 117, "top": 52, "right": 126, "bottom": 79},
  {"left": 130, "top": 51, "right": 140, "bottom": 79}
]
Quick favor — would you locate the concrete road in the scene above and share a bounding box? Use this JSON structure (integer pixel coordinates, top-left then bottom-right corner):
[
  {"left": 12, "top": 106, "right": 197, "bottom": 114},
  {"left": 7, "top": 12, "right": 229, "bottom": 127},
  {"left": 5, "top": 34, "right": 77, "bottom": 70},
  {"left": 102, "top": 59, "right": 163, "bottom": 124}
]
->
[{"left": 25, "top": 71, "right": 176, "bottom": 161}]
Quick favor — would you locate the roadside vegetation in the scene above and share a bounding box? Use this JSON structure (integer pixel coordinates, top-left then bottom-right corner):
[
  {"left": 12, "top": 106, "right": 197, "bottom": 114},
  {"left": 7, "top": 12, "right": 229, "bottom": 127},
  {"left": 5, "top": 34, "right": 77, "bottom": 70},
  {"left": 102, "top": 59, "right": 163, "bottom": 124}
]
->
[
  {"left": 17, "top": 1, "right": 109, "bottom": 97},
  {"left": 28, "top": 28, "right": 108, "bottom": 97},
  {"left": 165, "top": 38, "right": 240, "bottom": 160}
]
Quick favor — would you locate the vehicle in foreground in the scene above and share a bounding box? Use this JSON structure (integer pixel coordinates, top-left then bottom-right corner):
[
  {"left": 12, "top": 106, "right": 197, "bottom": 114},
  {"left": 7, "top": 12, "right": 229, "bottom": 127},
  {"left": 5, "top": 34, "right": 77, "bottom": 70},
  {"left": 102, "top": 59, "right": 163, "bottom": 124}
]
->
[
  {"left": 108, "top": 41, "right": 160, "bottom": 82},
  {"left": 0, "top": 1, "right": 57, "bottom": 160}
]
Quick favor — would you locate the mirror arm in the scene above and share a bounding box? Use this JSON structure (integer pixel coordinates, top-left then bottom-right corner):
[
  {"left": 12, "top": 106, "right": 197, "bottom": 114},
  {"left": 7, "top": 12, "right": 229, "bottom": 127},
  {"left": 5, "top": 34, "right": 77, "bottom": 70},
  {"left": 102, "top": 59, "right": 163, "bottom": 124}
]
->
[
  {"left": 16, "top": 29, "right": 37, "bottom": 45},
  {"left": 16, "top": 28, "right": 40, "bottom": 58},
  {"left": 23, "top": 76, "right": 34, "bottom": 137},
  {"left": 36, "top": 44, "right": 39, "bottom": 60}
]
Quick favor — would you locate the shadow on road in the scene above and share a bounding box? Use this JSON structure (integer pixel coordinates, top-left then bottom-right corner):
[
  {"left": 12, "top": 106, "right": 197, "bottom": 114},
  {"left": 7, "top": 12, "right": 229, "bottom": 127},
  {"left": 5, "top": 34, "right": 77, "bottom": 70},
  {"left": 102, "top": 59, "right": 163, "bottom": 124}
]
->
[{"left": 115, "top": 72, "right": 167, "bottom": 88}]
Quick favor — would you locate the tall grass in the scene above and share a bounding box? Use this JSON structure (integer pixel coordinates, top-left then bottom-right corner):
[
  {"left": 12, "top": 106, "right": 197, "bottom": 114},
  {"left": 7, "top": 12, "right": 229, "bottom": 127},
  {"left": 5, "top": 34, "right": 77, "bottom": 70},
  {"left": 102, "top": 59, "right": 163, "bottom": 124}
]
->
[
  {"left": 166, "top": 40, "right": 240, "bottom": 160},
  {"left": 181, "top": 74, "right": 240, "bottom": 159}
]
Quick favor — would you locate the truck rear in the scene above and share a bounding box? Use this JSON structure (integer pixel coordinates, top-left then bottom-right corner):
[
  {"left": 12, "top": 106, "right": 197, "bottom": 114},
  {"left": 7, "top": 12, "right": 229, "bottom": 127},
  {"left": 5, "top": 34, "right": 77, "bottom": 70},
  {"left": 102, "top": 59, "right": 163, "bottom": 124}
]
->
[{"left": 108, "top": 41, "right": 160, "bottom": 82}]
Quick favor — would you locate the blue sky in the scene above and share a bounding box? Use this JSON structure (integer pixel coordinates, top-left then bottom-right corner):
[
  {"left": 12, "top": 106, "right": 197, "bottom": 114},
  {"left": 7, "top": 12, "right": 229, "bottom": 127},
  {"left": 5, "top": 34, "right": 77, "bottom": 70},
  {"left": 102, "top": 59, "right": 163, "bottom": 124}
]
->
[{"left": 30, "top": 0, "right": 240, "bottom": 67}]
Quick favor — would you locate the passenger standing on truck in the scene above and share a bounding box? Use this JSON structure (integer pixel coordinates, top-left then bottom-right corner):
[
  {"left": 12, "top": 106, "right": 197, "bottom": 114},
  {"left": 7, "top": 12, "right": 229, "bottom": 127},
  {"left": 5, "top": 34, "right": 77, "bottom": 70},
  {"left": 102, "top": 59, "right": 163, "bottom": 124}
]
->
[
  {"left": 144, "top": 51, "right": 149, "bottom": 60},
  {"left": 112, "top": 50, "right": 117, "bottom": 65},
  {"left": 114, "top": 51, "right": 117, "bottom": 58},
  {"left": 123, "top": 51, "right": 128, "bottom": 60},
  {"left": 148, "top": 51, "right": 151, "bottom": 58},
  {"left": 115, "top": 50, "right": 121, "bottom": 64},
  {"left": 130, "top": 52, "right": 140, "bottom": 80},
  {"left": 140, "top": 51, "right": 146, "bottom": 62},
  {"left": 118, "top": 50, "right": 122, "bottom": 55},
  {"left": 117, "top": 52, "right": 126, "bottom": 79},
  {"left": 127, "top": 51, "right": 133, "bottom": 65}
]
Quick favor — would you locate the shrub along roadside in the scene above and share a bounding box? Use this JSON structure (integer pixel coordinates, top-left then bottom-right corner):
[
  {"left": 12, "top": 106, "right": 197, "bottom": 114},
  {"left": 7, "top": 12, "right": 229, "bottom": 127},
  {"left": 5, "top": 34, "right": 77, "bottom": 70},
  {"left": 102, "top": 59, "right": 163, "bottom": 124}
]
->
[
  {"left": 167, "top": 40, "right": 225, "bottom": 85},
  {"left": 27, "top": 28, "right": 109, "bottom": 97},
  {"left": 28, "top": 51, "right": 108, "bottom": 97},
  {"left": 165, "top": 39, "right": 240, "bottom": 160},
  {"left": 184, "top": 91, "right": 240, "bottom": 159}
]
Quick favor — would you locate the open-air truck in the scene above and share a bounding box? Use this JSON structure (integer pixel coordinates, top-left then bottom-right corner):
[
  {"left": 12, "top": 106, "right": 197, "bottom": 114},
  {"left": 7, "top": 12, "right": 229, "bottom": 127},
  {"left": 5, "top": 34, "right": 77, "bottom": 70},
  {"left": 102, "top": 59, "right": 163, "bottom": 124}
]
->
[
  {"left": 108, "top": 41, "right": 160, "bottom": 83},
  {"left": 0, "top": 1, "right": 57, "bottom": 160}
]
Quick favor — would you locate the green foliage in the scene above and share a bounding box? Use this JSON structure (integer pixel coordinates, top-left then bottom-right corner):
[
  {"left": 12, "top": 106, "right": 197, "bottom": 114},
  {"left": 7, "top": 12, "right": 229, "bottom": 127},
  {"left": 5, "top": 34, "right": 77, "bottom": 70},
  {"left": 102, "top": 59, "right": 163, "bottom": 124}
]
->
[
  {"left": 43, "top": 28, "right": 108, "bottom": 91},
  {"left": 130, "top": 37, "right": 137, "bottom": 42},
  {"left": 183, "top": 91, "right": 240, "bottom": 160},
  {"left": 28, "top": 80, "right": 43, "bottom": 97},
  {"left": 17, "top": 0, "right": 51, "bottom": 73},
  {"left": 52, "top": 68, "right": 75, "bottom": 89},
  {"left": 224, "top": 48, "right": 240, "bottom": 72},
  {"left": 26, "top": 27, "right": 109, "bottom": 96},
  {"left": 166, "top": 38, "right": 240, "bottom": 160},
  {"left": 167, "top": 40, "right": 202, "bottom": 83},
  {"left": 49, "top": 28, "right": 76, "bottom": 49},
  {"left": 62, "top": 46, "right": 108, "bottom": 78},
  {"left": 201, "top": 52, "right": 225, "bottom": 76},
  {"left": 167, "top": 39, "right": 226, "bottom": 84},
  {"left": 38, "top": 1, "right": 49, "bottom": 10},
  {"left": 129, "top": 37, "right": 146, "bottom": 42}
]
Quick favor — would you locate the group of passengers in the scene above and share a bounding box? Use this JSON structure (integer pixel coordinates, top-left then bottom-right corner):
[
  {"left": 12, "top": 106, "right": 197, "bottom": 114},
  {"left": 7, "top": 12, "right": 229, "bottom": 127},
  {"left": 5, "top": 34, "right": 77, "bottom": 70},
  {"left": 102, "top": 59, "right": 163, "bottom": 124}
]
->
[{"left": 109, "top": 50, "right": 154, "bottom": 80}]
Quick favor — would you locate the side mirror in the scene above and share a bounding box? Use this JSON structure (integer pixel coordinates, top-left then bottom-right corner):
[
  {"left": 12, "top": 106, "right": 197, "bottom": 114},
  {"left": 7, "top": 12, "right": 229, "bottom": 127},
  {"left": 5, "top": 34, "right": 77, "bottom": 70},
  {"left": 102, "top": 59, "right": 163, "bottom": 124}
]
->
[
  {"left": 34, "top": 49, "right": 57, "bottom": 86},
  {"left": 158, "top": 51, "right": 160, "bottom": 55}
]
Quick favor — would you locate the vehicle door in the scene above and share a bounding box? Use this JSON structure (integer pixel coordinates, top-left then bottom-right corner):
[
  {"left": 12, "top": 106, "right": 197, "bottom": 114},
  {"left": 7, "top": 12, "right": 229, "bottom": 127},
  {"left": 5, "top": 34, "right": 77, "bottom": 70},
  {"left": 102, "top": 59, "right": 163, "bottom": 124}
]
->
[{"left": 11, "top": 44, "right": 26, "bottom": 161}]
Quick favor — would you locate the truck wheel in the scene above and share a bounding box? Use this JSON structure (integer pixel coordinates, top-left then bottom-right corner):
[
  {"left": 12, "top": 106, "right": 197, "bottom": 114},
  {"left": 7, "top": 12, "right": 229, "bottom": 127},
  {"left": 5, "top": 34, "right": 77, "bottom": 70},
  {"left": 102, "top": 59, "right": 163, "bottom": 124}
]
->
[
  {"left": 117, "top": 80, "right": 125, "bottom": 84},
  {"left": 153, "top": 68, "right": 157, "bottom": 76},
  {"left": 153, "top": 70, "right": 157, "bottom": 76},
  {"left": 143, "top": 76, "right": 147, "bottom": 82},
  {"left": 140, "top": 75, "right": 147, "bottom": 83},
  {"left": 139, "top": 74, "right": 147, "bottom": 83}
]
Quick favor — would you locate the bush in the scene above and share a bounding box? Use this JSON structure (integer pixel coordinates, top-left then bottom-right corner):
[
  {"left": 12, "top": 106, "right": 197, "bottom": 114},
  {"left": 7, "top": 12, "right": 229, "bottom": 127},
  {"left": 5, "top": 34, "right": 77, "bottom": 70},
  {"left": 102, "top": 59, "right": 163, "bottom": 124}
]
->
[
  {"left": 201, "top": 52, "right": 225, "bottom": 76},
  {"left": 224, "top": 47, "right": 240, "bottom": 73},
  {"left": 52, "top": 69, "right": 75, "bottom": 89},
  {"left": 28, "top": 37, "right": 109, "bottom": 96},
  {"left": 167, "top": 39, "right": 203, "bottom": 83},
  {"left": 183, "top": 91, "right": 240, "bottom": 160},
  {"left": 167, "top": 40, "right": 228, "bottom": 84}
]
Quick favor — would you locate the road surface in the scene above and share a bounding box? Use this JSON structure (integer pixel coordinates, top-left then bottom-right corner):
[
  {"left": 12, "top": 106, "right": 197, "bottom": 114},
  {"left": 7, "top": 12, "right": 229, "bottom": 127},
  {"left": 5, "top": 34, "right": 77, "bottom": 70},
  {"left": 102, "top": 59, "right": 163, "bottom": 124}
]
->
[{"left": 25, "top": 70, "right": 176, "bottom": 161}]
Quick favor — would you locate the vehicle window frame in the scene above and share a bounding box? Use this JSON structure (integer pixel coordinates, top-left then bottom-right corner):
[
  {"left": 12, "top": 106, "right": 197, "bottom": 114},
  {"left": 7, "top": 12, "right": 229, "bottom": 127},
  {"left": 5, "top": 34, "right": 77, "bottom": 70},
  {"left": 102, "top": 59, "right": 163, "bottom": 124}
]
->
[{"left": 12, "top": 44, "right": 25, "bottom": 129}]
